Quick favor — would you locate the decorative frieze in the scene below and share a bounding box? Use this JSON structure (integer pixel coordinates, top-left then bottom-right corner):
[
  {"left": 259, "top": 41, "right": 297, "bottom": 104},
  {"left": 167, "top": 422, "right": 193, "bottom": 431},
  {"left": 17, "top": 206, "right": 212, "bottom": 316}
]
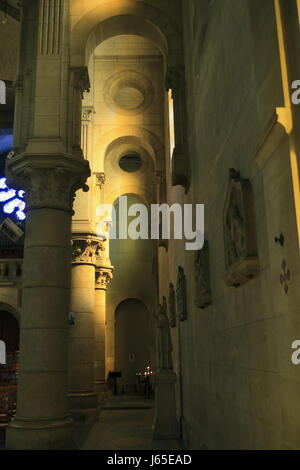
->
[
  {"left": 72, "top": 236, "right": 105, "bottom": 266},
  {"left": 194, "top": 241, "right": 212, "bottom": 309},
  {"left": 223, "top": 169, "right": 259, "bottom": 288},
  {"left": 176, "top": 266, "right": 187, "bottom": 321}
]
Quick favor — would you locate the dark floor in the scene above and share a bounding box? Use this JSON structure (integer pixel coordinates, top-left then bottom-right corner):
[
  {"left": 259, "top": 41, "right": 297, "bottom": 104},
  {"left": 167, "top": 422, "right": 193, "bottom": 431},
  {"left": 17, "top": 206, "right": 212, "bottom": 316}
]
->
[
  {"left": 0, "top": 394, "right": 184, "bottom": 450},
  {"left": 74, "top": 394, "right": 184, "bottom": 451}
]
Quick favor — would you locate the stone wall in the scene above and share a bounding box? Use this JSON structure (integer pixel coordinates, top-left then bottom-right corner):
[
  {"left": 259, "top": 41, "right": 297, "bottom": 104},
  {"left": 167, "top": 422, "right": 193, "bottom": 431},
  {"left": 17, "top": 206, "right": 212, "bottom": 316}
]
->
[{"left": 159, "top": 0, "right": 300, "bottom": 450}]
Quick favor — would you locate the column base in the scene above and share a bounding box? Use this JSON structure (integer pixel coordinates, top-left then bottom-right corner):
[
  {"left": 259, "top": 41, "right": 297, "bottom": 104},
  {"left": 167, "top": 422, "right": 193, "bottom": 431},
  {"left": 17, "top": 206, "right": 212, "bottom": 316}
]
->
[
  {"left": 152, "top": 370, "right": 180, "bottom": 440},
  {"left": 68, "top": 392, "right": 99, "bottom": 423},
  {"left": 5, "top": 415, "right": 74, "bottom": 450}
]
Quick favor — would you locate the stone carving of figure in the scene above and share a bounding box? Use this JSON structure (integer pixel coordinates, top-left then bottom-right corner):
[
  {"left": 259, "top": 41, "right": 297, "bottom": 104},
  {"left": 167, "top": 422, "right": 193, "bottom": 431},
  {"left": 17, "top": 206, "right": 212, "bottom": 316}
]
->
[{"left": 155, "top": 297, "right": 173, "bottom": 370}]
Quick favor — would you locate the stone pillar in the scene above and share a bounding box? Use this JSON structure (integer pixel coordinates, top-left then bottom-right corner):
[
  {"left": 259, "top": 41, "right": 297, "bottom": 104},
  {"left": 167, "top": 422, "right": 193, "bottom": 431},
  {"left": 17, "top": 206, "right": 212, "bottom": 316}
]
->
[
  {"left": 166, "top": 66, "right": 189, "bottom": 192},
  {"left": 68, "top": 235, "right": 104, "bottom": 422},
  {"left": 5, "top": 162, "right": 90, "bottom": 450},
  {"left": 94, "top": 266, "right": 113, "bottom": 401}
]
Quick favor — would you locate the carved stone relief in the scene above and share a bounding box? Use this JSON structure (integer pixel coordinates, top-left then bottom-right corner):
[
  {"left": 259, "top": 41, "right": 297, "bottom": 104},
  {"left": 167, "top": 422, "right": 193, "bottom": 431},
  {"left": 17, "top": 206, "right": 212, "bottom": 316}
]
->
[{"left": 223, "top": 169, "right": 259, "bottom": 287}]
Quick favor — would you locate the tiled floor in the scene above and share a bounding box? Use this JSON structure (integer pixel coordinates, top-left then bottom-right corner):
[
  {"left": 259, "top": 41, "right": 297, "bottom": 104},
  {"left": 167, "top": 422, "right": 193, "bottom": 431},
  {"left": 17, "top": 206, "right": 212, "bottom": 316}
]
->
[{"left": 75, "top": 395, "right": 184, "bottom": 451}]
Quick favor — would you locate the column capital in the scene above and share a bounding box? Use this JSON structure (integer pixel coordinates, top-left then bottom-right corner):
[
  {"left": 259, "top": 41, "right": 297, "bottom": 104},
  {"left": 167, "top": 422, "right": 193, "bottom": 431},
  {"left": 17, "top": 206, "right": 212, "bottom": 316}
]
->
[
  {"left": 5, "top": 153, "right": 90, "bottom": 213},
  {"left": 82, "top": 106, "right": 95, "bottom": 123},
  {"left": 70, "top": 67, "right": 90, "bottom": 98},
  {"left": 72, "top": 235, "right": 105, "bottom": 266},
  {"left": 95, "top": 266, "right": 114, "bottom": 290}
]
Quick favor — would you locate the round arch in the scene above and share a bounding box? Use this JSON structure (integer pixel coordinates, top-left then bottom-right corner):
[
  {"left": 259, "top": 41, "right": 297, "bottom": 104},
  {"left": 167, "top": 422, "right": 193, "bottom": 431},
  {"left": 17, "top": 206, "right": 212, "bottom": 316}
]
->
[
  {"left": 70, "top": 1, "right": 183, "bottom": 68},
  {"left": 114, "top": 298, "right": 150, "bottom": 392},
  {"left": 95, "top": 126, "right": 165, "bottom": 172},
  {"left": 111, "top": 192, "right": 151, "bottom": 210},
  {"left": 0, "top": 300, "right": 20, "bottom": 325}
]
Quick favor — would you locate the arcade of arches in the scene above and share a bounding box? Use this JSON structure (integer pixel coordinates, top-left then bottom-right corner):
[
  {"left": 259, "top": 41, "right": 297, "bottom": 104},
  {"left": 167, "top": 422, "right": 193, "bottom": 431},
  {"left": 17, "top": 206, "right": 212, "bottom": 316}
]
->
[{"left": 0, "top": 0, "right": 300, "bottom": 451}]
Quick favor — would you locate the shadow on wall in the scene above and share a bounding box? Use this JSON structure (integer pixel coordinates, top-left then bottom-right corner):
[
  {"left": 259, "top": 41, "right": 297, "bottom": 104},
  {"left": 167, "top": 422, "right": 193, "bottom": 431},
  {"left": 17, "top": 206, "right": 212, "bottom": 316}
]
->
[{"left": 115, "top": 298, "right": 150, "bottom": 394}]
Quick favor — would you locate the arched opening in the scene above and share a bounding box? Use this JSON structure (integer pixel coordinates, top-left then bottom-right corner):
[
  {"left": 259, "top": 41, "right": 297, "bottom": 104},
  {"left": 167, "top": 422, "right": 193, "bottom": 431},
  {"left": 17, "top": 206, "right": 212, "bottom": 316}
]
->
[
  {"left": 0, "top": 310, "right": 19, "bottom": 359},
  {"left": 115, "top": 299, "right": 150, "bottom": 394}
]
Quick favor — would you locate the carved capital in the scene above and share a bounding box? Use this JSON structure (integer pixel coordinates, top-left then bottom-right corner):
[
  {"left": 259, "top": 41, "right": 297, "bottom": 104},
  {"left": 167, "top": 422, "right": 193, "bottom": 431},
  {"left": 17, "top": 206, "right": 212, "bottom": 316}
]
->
[
  {"left": 5, "top": 153, "right": 90, "bottom": 213},
  {"left": 72, "top": 236, "right": 105, "bottom": 266},
  {"left": 95, "top": 266, "right": 114, "bottom": 290},
  {"left": 95, "top": 172, "right": 106, "bottom": 189},
  {"left": 82, "top": 106, "right": 94, "bottom": 122},
  {"left": 70, "top": 67, "right": 90, "bottom": 98}
]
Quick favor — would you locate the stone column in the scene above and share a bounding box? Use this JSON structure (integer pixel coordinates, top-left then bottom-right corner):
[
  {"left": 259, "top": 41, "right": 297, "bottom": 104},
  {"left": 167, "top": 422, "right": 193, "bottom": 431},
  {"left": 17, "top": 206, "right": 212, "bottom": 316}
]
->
[
  {"left": 68, "top": 235, "right": 104, "bottom": 423},
  {"left": 94, "top": 266, "right": 113, "bottom": 401},
  {"left": 5, "top": 161, "right": 90, "bottom": 450},
  {"left": 165, "top": 66, "right": 189, "bottom": 192}
]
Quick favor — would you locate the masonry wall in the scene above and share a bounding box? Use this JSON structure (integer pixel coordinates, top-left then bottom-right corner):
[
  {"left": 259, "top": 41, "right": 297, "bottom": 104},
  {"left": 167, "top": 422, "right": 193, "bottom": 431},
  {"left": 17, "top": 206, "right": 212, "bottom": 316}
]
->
[{"left": 159, "top": 0, "right": 300, "bottom": 450}]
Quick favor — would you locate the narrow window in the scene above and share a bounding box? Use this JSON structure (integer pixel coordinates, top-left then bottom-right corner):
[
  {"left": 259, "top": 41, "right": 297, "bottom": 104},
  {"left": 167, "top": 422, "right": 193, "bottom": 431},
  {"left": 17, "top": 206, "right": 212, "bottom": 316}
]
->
[
  {"left": 0, "top": 81, "right": 6, "bottom": 105},
  {"left": 168, "top": 89, "right": 175, "bottom": 161}
]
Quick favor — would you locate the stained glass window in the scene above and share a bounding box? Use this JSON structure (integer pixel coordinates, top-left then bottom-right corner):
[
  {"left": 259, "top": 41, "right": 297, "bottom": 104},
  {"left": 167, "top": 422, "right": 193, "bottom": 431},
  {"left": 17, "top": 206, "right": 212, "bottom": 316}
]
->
[{"left": 0, "top": 130, "right": 26, "bottom": 221}]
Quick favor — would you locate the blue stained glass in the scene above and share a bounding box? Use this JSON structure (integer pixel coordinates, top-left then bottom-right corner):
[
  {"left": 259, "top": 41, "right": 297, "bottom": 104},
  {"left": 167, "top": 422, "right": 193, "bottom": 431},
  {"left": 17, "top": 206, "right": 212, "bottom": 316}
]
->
[
  {"left": 0, "top": 178, "right": 26, "bottom": 221},
  {"left": 0, "top": 134, "right": 13, "bottom": 155}
]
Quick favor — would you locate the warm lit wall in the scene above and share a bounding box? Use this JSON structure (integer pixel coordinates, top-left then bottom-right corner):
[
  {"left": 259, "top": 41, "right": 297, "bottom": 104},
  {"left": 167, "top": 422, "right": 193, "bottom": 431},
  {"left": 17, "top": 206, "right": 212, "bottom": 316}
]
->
[{"left": 74, "top": 34, "right": 165, "bottom": 376}]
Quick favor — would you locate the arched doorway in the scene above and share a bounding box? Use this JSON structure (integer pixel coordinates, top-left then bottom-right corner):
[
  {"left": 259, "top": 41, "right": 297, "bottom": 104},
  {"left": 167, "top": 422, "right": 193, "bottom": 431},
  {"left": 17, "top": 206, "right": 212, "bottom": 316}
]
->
[
  {"left": 115, "top": 299, "right": 150, "bottom": 394},
  {"left": 0, "top": 310, "right": 19, "bottom": 365}
]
